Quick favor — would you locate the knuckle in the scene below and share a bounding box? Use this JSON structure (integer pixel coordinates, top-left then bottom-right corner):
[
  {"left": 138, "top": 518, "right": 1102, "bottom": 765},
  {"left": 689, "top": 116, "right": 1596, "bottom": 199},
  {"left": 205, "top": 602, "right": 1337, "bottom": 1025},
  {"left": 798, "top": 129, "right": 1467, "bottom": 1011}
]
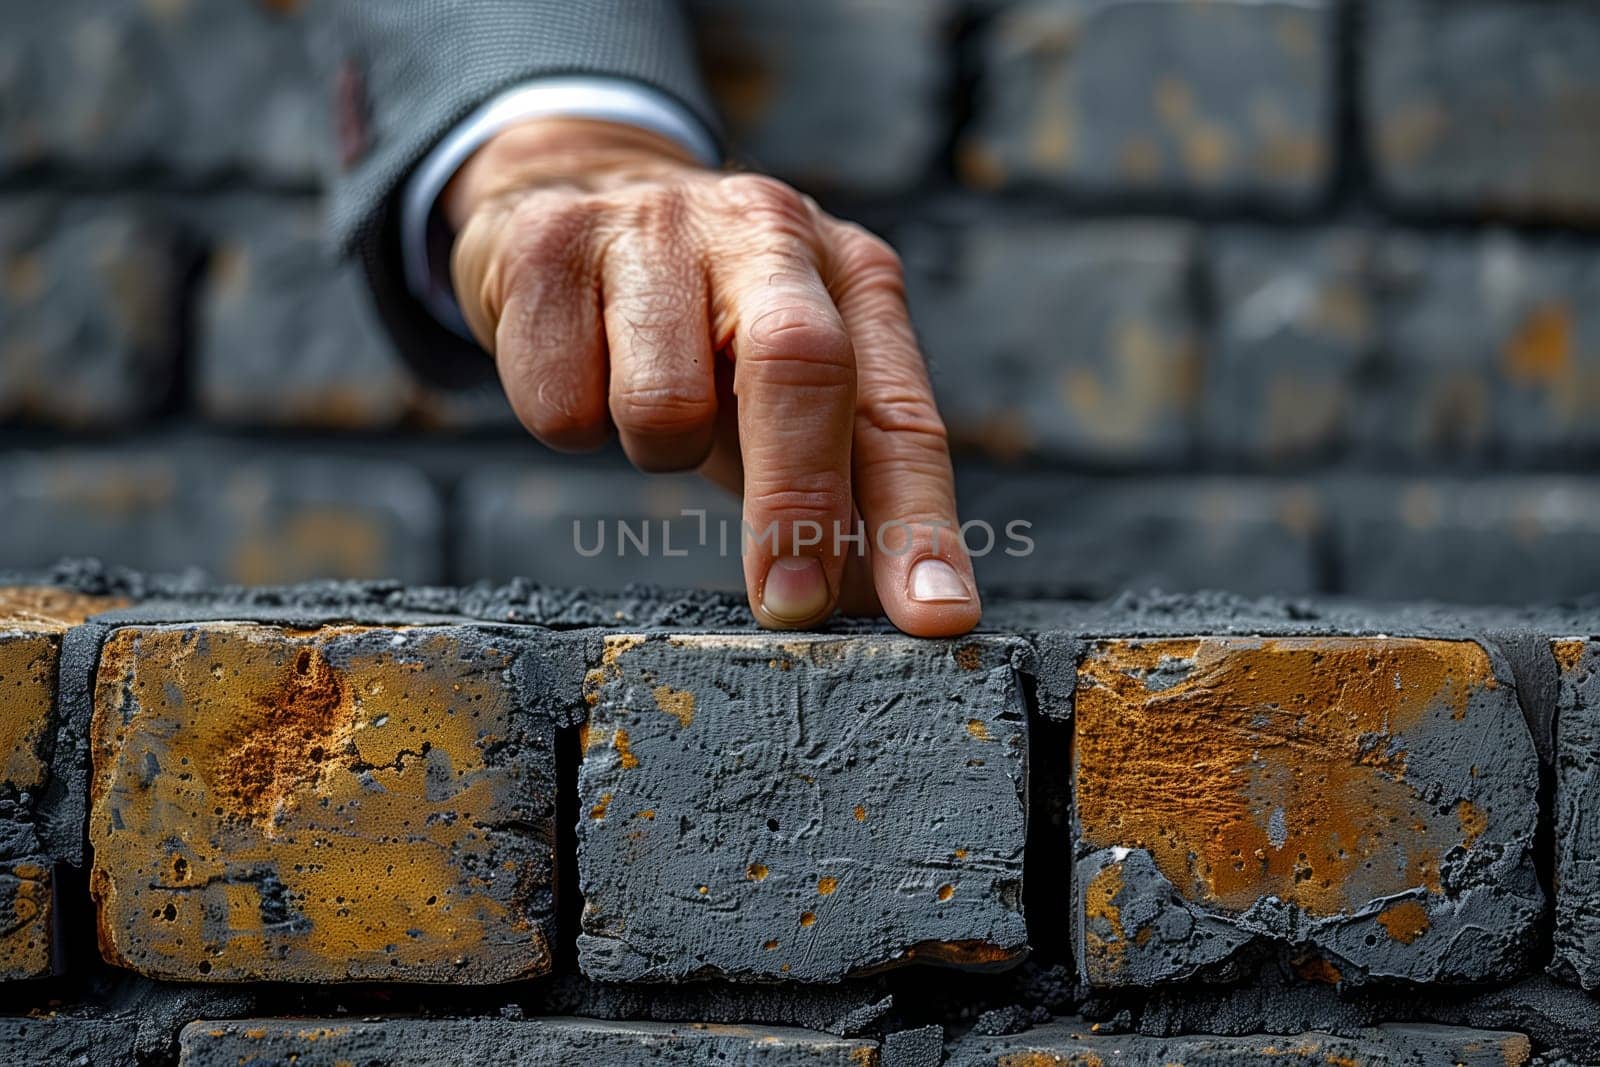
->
[
  {"left": 835, "top": 226, "right": 906, "bottom": 298},
  {"left": 745, "top": 482, "right": 853, "bottom": 523},
  {"left": 856, "top": 389, "right": 950, "bottom": 444},
  {"left": 611, "top": 183, "right": 691, "bottom": 241},
  {"left": 717, "top": 174, "right": 813, "bottom": 233},
  {"left": 610, "top": 383, "right": 716, "bottom": 436},
  {"left": 501, "top": 199, "right": 595, "bottom": 291},
  {"left": 744, "top": 304, "right": 853, "bottom": 373}
]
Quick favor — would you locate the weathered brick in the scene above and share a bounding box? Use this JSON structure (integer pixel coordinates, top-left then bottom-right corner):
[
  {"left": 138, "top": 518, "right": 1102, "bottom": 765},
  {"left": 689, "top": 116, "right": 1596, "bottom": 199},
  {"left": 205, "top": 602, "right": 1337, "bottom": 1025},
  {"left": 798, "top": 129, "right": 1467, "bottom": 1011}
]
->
[
  {"left": 1333, "top": 478, "right": 1600, "bottom": 604},
  {"left": 0, "top": 450, "right": 445, "bottom": 585},
  {"left": 457, "top": 466, "right": 743, "bottom": 589},
  {"left": 179, "top": 1018, "right": 880, "bottom": 1065},
  {"left": 1369, "top": 232, "right": 1600, "bottom": 462},
  {"left": 1073, "top": 636, "right": 1541, "bottom": 986},
  {"left": 0, "top": 0, "right": 326, "bottom": 183},
  {"left": 197, "top": 198, "right": 515, "bottom": 431},
  {"left": 88, "top": 622, "right": 557, "bottom": 982},
  {"left": 963, "top": 0, "right": 1333, "bottom": 206},
  {"left": 0, "top": 585, "right": 125, "bottom": 979},
  {"left": 1554, "top": 638, "right": 1600, "bottom": 989},
  {"left": 907, "top": 221, "right": 1201, "bottom": 464},
  {"left": 1364, "top": 0, "right": 1600, "bottom": 224},
  {"left": 946, "top": 1019, "right": 1530, "bottom": 1066},
  {"left": 688, "top": 0, "right": 950, "bottom": 193},
  {"left": 0, "top": 198, "right": 183, "bottom": 427},
  {"left": 578, "top": 634, "right": 1028, "bottom": 982},
  {"left": 956, "top": 471, "right": 1320, "bottom": 597},
  {"left": 0, "top": 1016, "right": 141, "bottom": 1067},
  {"left": 1203, "top": 228, "right": 1373, "bottom": 462}
]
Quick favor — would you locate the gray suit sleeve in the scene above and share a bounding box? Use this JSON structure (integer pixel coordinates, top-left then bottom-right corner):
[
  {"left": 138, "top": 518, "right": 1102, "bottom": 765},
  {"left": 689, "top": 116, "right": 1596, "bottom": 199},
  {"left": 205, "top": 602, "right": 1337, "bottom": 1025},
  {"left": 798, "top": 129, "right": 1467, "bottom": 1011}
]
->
[{"left": 313, "top": 0, "right": 719, "bottom": 388}]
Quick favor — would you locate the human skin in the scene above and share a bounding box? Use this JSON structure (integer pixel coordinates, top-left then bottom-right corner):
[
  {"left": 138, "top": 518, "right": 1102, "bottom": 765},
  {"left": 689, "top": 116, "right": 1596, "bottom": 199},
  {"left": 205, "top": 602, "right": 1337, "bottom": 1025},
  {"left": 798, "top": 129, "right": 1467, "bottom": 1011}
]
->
[{"left": 446, "top": 118, "right": 980, "bottom": 637}]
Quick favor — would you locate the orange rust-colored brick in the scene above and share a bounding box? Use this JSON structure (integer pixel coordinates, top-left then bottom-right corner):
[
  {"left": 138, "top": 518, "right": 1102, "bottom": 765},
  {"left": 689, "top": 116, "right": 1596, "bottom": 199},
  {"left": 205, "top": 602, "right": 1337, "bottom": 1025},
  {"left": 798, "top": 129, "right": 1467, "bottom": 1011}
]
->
[
  {"left": 1076, "top": 637, "right": 1498, "bottom": 916},
  {"left": 0, "top": 586, "right": 124, "bottom": 979},
  {"left": 88, "top": 623, "right": 552, "bottom": 983},
  {"left": 1, "top": 587, "right": 126, "bottom": 791},
  {"left": 0, "top": 860, "right": 52, "bottom": 977}
]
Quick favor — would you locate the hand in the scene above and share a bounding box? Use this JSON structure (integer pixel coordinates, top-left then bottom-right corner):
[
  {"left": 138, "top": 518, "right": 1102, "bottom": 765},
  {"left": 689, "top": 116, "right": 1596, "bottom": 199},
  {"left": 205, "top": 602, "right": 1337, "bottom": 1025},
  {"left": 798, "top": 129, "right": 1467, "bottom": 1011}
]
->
[{"left": 447, "top": 118, "right": 980, "bottom": 637}]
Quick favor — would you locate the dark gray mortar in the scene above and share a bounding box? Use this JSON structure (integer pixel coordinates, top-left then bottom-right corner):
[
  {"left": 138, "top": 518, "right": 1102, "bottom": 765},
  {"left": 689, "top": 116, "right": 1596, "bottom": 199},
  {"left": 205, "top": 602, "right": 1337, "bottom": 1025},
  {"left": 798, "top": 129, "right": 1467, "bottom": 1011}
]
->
[
  {"left": 178, "top": 1017, "right": 880, "bottom": 1066},
  {"left": 578, "top": 633, "right": 1029, "bottom": 982},
  {"left": 0, "top": 1016, "right": 142, "bottom": 1067},
  {"left": 687, "top": 0, "right": 952, "bottom": 194},
  {"left": 1202, "top": 228, "right": 1373, "bottom": 464},
  {"left": 0, "top": 197, "right": 185, "bottom": 427},
  {"left": 946, "top": 1018, "right": 1529, "bottom": 1066},
  {"left": 908, "top": 221, "right": 1201, "bottom": 465},
  {"left": 963, "top": 0, "right": 1334, "bottom": 207},
  {"left": 534, "top": 977, "right": 893, "bottom": 1038},
  {"left": 40, "top": 621, "right": 109, "bottom": 865},
  {"left": 882, "top": 1025, "right": 943, "bottom": 1067},
  {"left": 1553, "top": 639, "right": 1600, "bottom": 989},
  {"left": 1364, "top": 0, "right": 1600, "bottom": 222}
]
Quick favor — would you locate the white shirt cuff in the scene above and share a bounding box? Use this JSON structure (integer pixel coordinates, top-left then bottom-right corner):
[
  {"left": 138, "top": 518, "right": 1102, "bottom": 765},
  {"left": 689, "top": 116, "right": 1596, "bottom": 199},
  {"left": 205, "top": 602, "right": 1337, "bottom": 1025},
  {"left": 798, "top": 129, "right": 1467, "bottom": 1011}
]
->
[{"left": 401, "top": 77, "right": 721, "bottom": 340}]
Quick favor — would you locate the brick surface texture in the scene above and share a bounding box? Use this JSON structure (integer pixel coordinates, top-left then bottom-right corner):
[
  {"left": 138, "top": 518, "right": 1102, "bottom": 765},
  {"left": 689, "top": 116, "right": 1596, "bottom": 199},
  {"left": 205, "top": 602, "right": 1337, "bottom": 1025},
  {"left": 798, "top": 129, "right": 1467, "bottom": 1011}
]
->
[
  {"left": 88, "top": 623, "right": 557, "bottom": 983},
  {"left": 1073, "top": 637, "right": 1540, "bottom": 986},
  {"left": 577, "top": 634, "right": 1027, "bottom": 982},
  {"left": 0, "top": 578, "right": 1595, "bottom": 1062}
]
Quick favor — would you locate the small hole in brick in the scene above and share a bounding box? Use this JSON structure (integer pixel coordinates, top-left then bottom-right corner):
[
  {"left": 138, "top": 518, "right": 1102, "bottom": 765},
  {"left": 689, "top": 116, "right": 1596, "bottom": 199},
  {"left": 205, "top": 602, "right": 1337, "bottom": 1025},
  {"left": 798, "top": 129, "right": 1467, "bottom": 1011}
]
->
[
  {"left": 162, "top": 903, "right": 177, "bottom": 922},
  {"left": 767, "top": 818, "right": 780, "bottom": 832},
  {"left": 197, "top": 961, "right": 212, "bottom": 974},
  {"left": 295, "top": 649, "right": 312, "bottom": 676}
]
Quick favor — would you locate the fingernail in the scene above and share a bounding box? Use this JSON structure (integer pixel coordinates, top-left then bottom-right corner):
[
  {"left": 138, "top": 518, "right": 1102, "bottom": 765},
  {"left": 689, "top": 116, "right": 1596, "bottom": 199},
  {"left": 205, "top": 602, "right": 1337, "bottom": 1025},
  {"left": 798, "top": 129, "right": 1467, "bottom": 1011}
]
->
[
  {"left": 762, "top": 556, "right": 830, "bottom": 623},
  {"left": 908, "top": 558, "right": 971, "bottom": 603}
]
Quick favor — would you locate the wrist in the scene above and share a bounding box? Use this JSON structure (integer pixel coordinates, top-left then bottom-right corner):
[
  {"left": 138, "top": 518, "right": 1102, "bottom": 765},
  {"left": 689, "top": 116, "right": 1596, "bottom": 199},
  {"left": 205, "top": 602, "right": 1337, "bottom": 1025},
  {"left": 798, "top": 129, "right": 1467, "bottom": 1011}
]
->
[{"left": 443, "top": 117, "right": 708, "bottom": 230}]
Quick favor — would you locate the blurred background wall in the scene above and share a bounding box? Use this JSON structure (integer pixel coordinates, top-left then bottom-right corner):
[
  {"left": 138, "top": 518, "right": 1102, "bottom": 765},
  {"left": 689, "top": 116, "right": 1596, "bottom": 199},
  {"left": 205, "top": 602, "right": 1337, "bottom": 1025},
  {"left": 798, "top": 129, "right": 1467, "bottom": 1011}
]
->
[{"left": 1, "top": 0, "right": 1598, "bottom": 603}]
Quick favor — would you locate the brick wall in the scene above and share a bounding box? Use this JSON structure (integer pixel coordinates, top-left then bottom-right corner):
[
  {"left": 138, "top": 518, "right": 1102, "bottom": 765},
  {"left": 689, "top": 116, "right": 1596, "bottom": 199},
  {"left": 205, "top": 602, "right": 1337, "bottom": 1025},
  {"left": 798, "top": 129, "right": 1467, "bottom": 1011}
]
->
[
  {"left": 5, "top": 0, "right": 1600, "bottom": 604},
  {"left": 6, "top": 571, "right": 1600, "bottom": 1063}
]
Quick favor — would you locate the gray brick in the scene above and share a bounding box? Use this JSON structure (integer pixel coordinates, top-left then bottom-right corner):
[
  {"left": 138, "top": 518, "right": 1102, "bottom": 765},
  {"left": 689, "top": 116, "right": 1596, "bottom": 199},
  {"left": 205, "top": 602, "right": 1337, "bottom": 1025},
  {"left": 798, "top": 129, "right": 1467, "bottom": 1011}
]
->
[
  {"left": 1364, "top": 0, "right": 1600, "bottom": 224},
  {"left": 964, "top": 0, "right": 1333, "bottom": 206},
  {"left": 178, "top": 1018, "right": 880, "bottom": 1066},
  {"left": 0, "top": 449, "right": 444, "bottom": 585},
  {"left": 688, "top": 0, "right": 951, "bottom": 193},
  {"left": 1203, "top": 228, "right": 1373, "bottom": 462},
  {"left": 1554, "top": 638, "right": 1600, "bottom": 990},
  {"left": 1074, "top": 636, "right": 1542, "bottom": 986},
  {"left": 197, "top": 198, "right": 515, "bottom": 431},
  {"left": 946, "top": 1020, "right": 1530, "bottom": 1066},
  {"left": 956, "top": 471, "right": 1320, "bottom": 597},
  {"left": 908, "top": 221, "right": 1201, "bottom": 464},
  {"left": 456, "top": 466, "right": 743, "bottom": 589},
  {"left": 1369, "top": 232, "right": 1600, "bottom": 462},
  {"left": 0, "top": 1017, "right": 140, "bottom": 1067},
  {"left": 0, "top": 198, "right": 183, "bottom": 427},
  {"left": 577, "top": 634, "right": 1028, "bottom": 982},
  {"left": 0, "top": 0, "right": 326, "bottom": 184},
  {"left": 1333, "top": 478, "right": 1600, "bottom": 604}
]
